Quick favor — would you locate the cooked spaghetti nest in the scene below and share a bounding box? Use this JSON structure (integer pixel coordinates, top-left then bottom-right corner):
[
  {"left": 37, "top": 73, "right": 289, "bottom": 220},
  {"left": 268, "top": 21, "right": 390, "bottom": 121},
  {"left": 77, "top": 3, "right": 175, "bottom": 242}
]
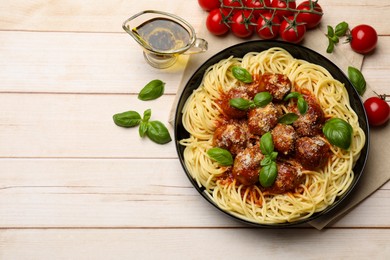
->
[{"left": 179, "top": 47, "right": 365, "bottom": 224}]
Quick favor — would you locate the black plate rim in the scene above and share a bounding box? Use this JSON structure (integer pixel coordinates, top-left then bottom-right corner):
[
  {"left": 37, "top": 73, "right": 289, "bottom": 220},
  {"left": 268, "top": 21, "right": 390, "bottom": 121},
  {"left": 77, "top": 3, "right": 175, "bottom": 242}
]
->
[{"left": 174, "top": 40, "right": 370, "bottom": 227}]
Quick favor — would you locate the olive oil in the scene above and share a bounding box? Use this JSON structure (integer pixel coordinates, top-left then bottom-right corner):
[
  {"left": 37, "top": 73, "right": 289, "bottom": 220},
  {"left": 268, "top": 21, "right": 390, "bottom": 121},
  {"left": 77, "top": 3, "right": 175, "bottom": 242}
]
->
[{"left": 132, "top": 18, "right": 191, "bottom": 52}]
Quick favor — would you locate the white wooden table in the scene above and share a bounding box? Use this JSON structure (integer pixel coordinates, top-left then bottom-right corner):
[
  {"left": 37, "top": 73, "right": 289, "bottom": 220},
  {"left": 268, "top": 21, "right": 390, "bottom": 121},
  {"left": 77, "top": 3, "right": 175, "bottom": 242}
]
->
[{"left": 0, "top": 1, "right": 389, "bottom": 259}]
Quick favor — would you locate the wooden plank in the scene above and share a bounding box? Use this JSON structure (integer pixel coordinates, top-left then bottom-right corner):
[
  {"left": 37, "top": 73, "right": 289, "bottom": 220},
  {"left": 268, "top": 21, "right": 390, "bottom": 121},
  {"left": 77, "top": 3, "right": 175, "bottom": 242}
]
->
[
  {"left": 0, "top": 159, "right": 389, "bottom": 228},
  {"left": 0, "top": 1, "right": 389, "bottom": 35},
  {"left": 1, "top": 31, "right": 389, "bottom": 94},
  {"left": 0, "top": 229, "right": 389, "bottom": 259},
  {"left": 0, "top": 94, "right": 178, "bottom": 158},
  {"left": 0, "top": 0, "right": 204, "bottom": 33},
  {"left": 0, "top": 31, "right": 190, "bottom": 94}
]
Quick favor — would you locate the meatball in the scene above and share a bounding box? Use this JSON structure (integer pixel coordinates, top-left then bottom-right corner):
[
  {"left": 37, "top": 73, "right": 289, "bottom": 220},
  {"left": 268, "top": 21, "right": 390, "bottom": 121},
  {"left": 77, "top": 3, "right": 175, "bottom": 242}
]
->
[
  {"left": 295, "top": 136, "right": 331, "bottom": 170},
  {"left": 220, "top": 85, "right": 250, "bottom": 119},
  {"left": 264, "top": 161, "right": 303, "bottom": 194},
  {"left": 292, "top": 93, "right": 325, "bottom": 137},
  {"left": 213, "top": 121, "right": 249, "bottom": 156},
  {"left": 232, "top": 143, "right": 264, "bottom": 186},
  {"left": 248, "top": 103, "right": 281, "bottom": 136},
  {"left": 260, "top": 73, "right": 292, "bottom": 101},
  {"left": 272, "top": 123, "right": 297, "bottom": 155}
]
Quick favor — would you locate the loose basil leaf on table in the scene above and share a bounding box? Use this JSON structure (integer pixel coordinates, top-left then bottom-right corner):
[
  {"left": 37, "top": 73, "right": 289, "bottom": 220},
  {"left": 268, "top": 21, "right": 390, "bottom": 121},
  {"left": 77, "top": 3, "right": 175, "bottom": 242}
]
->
[
  {"left": 139, "top": 121, "right": 148, "bottom": 137},
  {"left": 323, "top": 118, "right": 353, "bottom": 150},
  {"left": 146, "top": 120, "right": 172, "bottom": 144},
  {"left": 232, "top": 66, "right": 253, "bottom": 83},
  {"left": 138, "top": 79, "right": 165, "bottom": 101},
  {"left": 113, "top": 110, "right": 141, "bottom": 127},
  {"left": 348, "top": 66, "right": 366, "bottom": 96},
  {"left": 207, "top": 147, "right": 233, "bottom": 166}
]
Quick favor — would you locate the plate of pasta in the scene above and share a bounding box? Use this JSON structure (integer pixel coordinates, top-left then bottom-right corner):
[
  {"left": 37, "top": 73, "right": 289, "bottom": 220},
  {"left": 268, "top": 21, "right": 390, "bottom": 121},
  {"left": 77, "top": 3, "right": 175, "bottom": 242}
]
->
[{"left": 174, "top": 40, "right": 369, "bottom": 227}]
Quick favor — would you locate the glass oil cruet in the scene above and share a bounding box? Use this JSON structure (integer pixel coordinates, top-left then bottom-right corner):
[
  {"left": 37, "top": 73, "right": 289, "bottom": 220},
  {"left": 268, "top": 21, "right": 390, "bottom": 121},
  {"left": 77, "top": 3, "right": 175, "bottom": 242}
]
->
[{"left": 123, "top": 10, "right": 208, "bottom": 69}]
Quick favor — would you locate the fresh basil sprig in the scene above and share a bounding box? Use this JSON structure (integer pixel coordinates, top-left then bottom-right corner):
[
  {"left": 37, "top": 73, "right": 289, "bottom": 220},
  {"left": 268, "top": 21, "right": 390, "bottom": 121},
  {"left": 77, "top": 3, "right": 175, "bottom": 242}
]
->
[
  {"left": 229, "top": 92, "right": 273, "bottom": 110},
  {"left": 113, "top": 108, "right": 171, "bottom": 144},
  {"left": 326, "top": 21, "right": 349, "bottom": 53},
  {"left": 138, "top": 79, "right": 165, "bottom": 101},
  {"left": 348, "top": 66, "right": 366, "bottom": 96},
  {"left": 322, "top": 118, "right": 353, "bottom": 150},
  {"left": 232, "top": 66, "right": 253, "bottom": 83},
  {"left": 259, "top": 132, "right": 278, "bottom": 188},
  {"left": 207, "top": 147, "right": 233, "bottom": 166},
  {"left": 284, "top": 92, "right": 308, "bottom": 115}
]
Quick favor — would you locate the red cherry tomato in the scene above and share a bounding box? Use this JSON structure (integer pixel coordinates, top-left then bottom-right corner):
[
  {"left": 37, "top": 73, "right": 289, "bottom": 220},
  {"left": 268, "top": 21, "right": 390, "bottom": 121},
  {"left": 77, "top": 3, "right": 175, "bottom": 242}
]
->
[
  {"left": 349, "top": 24, "right": 378, "bottom": 54},
  {"left": 244, "top": 0, "right": 271, "bottom": 19},
  {"left": 231, "top": 11, "right": 256, "bottom": 38},
  {"left": 364, "top": 97, "right": 390, "bottom": 126},
  {"left": 206, "top": 9, "right": 230, "bottom": 36},
  {"left": 279, "top": 16, "right": 306, "bottom": 43},
  {"left": 296, "top": 0, "right": 323, "bottom": 29},
  {"left": 256, "top": 12, "right": 281, "bottom": 39},
  {"left": 271, "top": 0, "right": 296, "bottom": 19},
  {"left": 198, "top": 0, "right": 221, "bottom": 11}
]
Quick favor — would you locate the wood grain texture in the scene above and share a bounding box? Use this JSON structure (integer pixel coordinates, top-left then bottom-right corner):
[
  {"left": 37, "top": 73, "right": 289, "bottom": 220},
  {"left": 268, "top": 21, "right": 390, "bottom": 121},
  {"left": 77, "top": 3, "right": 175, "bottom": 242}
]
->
[{"left": 0, "top": 0, "right": 389, "bottom": 258}]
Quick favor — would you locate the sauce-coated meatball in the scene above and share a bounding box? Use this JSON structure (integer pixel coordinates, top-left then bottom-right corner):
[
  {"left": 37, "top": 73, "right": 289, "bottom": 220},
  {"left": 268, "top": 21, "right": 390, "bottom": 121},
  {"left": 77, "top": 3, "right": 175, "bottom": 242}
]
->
[
  {"left": 219, "top": 85, "right": 250, "bottom": 119},
  {"left": 213, "top": 121, "right": 249, "bottom": 156},
  {"left": 264, "top": 162, "right": 303, "bottom": 194},
  {"left": 272, "top": 123, "right": 297, "bottom": 155},
  {"left": 261, "top": 73, "right": 292, "bottom": 101},
  {"left": 295, "top": 136, "right": 331, "bottom": 170},
  {"left": 292, "top": 93, "right": 325, "bottom": 137},
  {"left": 248, "top": 103, "right": 281, "bottom": 136},
  {"left": 232, "top": 143, "right": 264, "bottom": 186}
]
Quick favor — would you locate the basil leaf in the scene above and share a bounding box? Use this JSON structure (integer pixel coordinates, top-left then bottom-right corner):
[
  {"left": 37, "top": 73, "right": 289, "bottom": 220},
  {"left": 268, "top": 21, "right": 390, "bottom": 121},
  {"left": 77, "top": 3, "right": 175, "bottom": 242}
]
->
[
  {"left": 138, "top": 79, "right": 165, "bottom": 101},
  {"left": 278, "top": 113, "right": 299, "bottom": 124},
  {"left": 232, "top": 66, "right": 253, "bottom": 83},
  {"left": 139, "top": 121, "right": 148, "bottom": 137},
  {"left": 327, "top": 25, "right": 334, "bottom": 38},
  {"left": 297, "top": 97, "right": 308, "bottom": 115},
  {"left": 323, "top": 118, "right": 353, "bottom": 150},
  {"left": 207, "top": 147, "right": 233, "bottom": 166},
  {"left": 270, "top": 151, "right": 278, "bottom": 161},
  {"left": 260, "top": 156, "right": 272, "bottom": 167},
  {"left": 253, "top": 92, "right": 273, "bottom": 107},
  {"left": 284, "top": 92, "right": 301, "bottom": 101},
  {"left": 146, "top": 121, "right": 172, "bottom": 144},
  {"left": 326, "top": 37, "right": 335, "bottom": 53},
  {"left": 260, "top": 132, "right": 274, "bottom": 155},
  {"left": 335, "top": 21, "right": 349, "bottom": 37},
  {"left": 348, "top": 66, "right": 366, "bottom": 96},
  {"left": 143, "top": 108, "right": 152, "bottom": 122},
  {"left": 259, "top": 161, "right": 278, "bottom": 188},
  {"left": 229, "top": 98, "right": 252, "bottom": 110},
  {"left": 113, "top": 110, "right": 141, "bottom": 128}
]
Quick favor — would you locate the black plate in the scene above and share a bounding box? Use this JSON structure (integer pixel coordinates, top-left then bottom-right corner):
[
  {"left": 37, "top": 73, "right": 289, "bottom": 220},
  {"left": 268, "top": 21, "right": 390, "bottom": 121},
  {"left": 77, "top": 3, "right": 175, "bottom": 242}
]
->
[{"left": 174, "top": 40, "right": 370, "bottom": 227}]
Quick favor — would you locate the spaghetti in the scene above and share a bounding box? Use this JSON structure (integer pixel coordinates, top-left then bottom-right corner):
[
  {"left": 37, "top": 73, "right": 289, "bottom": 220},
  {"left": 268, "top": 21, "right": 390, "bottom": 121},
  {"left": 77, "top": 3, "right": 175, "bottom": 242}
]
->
[{"left": 179, "top": 47, "right": 365, "bottom": 224}]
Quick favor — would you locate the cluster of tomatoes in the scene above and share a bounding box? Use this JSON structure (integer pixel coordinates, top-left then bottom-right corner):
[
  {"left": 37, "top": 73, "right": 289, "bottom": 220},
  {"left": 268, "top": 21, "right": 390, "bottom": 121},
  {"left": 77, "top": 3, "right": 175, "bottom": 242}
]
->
[{"left": 199, "top": 0, "right": 323, "bottom": 43}]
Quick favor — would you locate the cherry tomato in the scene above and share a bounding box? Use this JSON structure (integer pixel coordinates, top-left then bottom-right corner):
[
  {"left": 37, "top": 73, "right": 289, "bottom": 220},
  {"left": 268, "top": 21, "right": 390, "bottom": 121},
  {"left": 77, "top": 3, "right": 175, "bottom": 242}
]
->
[
  {"left": 256, "top": 12, "right": 281, "bottom": 39},
  {"left": 206, "top": 8, "right": 230, "bottom": 36},
  {"left": 364, "top": 97, "right": 390, "bottom": 126},
  {"left": 349, "top": 24, "right": 378, "bottom": 54},
  {"left": 231, "top": 11, "right": 256, "bottom": 38},
  {"left": 279, "top": 16, "right": 306, "bottom": 43},
  {"left": 271, "top": 0, "right": 296, "bottom": 19},
  {"left": 296, "top": 0, "right": 323, "bottom": 29},
  {"left": 198, "top": 0, "right": 221, "bottom": 11},
  {"left": 244, "top": 0, "right": 271, "bottom": 18}
]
